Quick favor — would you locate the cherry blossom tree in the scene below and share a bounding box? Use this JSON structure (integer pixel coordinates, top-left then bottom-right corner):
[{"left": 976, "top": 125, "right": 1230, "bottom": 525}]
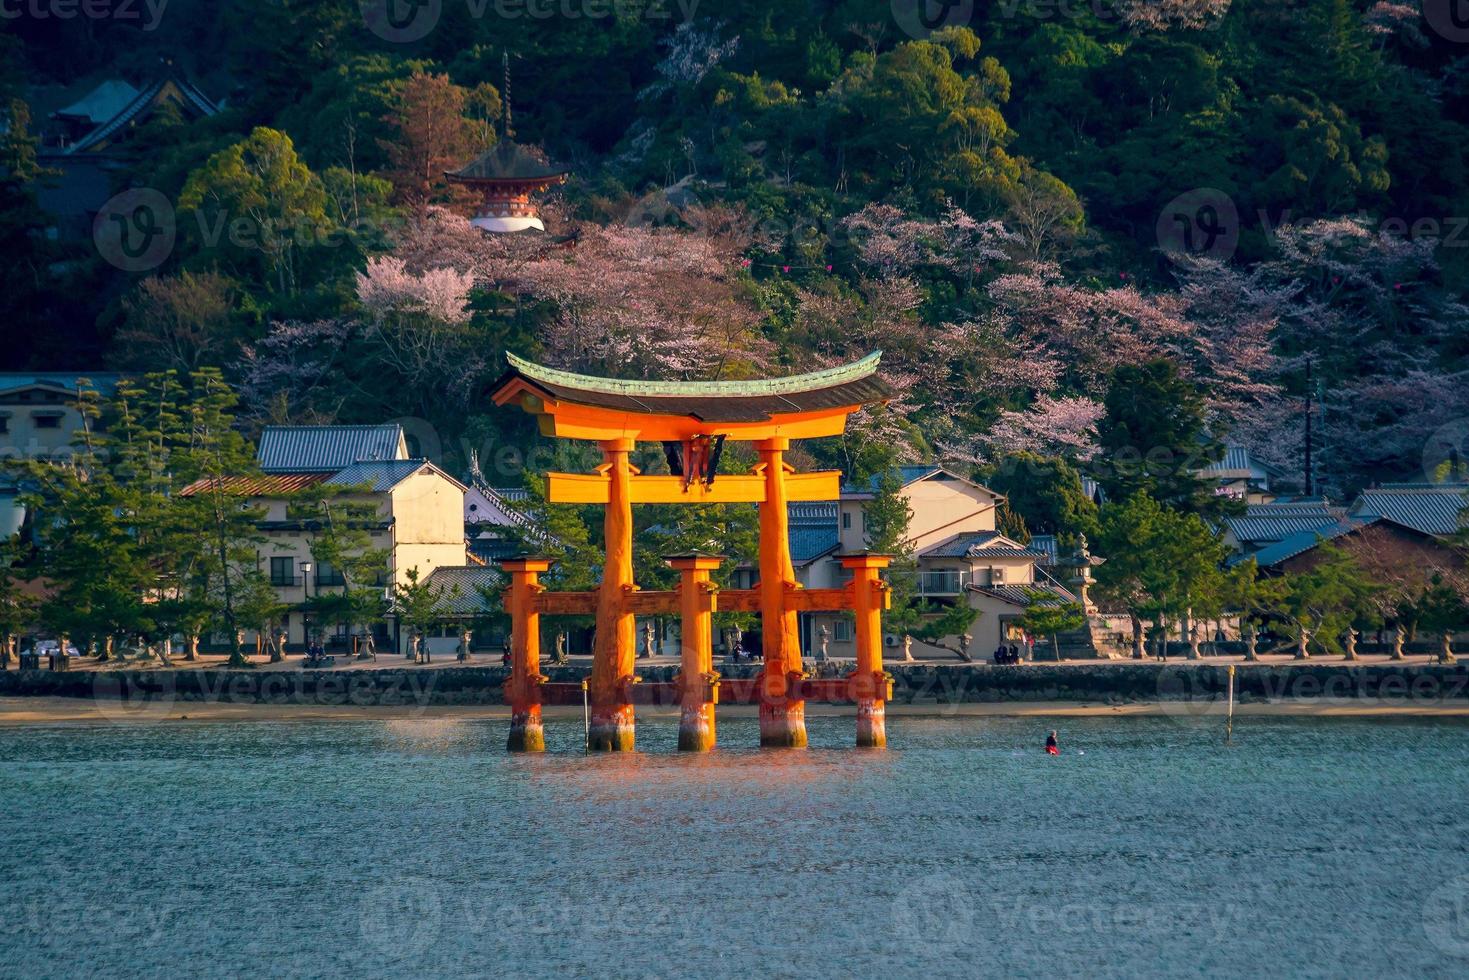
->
[{"left": 356, "top": 255, "right": 474, "bottom": 324}]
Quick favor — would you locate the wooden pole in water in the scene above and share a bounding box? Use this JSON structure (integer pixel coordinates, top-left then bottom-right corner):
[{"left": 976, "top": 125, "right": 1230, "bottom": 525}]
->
[
  {"left": 581, "top": 677, "right": 590, "bottom": 753},
  {"left": 1226, "top": 664, "right": 1236, "bottom": 744}
]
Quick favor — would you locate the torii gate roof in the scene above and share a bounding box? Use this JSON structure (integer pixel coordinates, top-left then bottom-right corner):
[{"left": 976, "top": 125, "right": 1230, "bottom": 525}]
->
[{"left": 490, "top": 352, "right": 893, "bottom": 442}]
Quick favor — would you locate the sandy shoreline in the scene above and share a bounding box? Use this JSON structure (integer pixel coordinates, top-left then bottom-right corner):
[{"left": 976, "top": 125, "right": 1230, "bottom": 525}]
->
[{"left": 3, "top": 696, "right": 1468, "bottom": 726}]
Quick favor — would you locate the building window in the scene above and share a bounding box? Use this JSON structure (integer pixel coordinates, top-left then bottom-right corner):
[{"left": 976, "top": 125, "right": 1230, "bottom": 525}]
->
[
  {"left": 833, "top": 619, "right": 853, "bottom": 643},
  {"left": 269, "top": 557, "right": 297, "bottom": 587},
  {"left": 33, "top": 414, "right": 61, "bottom": 429},
  {"left": 841, "top": 511, "right": 851, "bottom": 530},
  {"left": 315, "top": 560, "right": 347, "bottom": 587},
  {"left": 0, "top": 416, "right": 8, "bottom": 434}
]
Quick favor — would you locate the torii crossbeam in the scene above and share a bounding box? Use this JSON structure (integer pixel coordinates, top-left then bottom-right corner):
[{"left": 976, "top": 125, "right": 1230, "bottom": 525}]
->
[{"left": 489, "top": 352, "right": 895, "bottom": 752}]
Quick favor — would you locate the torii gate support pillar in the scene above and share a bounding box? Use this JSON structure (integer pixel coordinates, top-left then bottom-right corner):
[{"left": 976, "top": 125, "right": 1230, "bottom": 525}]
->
[
  {"left": 668, "top": 554, "right": 722, "bottom": 752},
  {"left": 502, "top": 557, "right": 552, "bottom": 752},
  {"left": 842, "top": 553, "right": 893, "bottom": 748}
]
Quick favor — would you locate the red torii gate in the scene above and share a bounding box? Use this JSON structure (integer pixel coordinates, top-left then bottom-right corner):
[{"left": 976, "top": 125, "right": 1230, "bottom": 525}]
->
[{"left": 490, "top": 352, "right": 896, "bottom": 752}]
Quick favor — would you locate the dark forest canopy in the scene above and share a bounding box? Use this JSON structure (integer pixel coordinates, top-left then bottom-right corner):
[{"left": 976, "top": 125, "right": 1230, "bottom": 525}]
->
[{"left": 3, "top": 0, "right": 1468, "bottom": 496}]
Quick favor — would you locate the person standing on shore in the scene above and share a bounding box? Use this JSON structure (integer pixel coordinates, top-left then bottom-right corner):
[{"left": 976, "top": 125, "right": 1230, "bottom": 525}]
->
[{"left": 1045, "top": 730, "right": 1059, "bottom": 756}]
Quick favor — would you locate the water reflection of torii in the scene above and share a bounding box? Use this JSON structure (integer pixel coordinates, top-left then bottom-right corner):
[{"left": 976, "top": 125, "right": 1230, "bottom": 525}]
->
[{"left": 489, "top": 352, "right": 896, "bottom": 753}]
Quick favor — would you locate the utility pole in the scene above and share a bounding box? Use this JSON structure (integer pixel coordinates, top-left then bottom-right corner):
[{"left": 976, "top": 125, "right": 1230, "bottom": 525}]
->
[{"left": 1303, "top": 358, "right": 1314, "bottom": 497}]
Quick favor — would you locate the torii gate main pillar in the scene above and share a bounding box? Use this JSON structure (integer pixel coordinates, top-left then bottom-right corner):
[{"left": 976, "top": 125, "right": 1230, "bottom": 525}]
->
[
  {"left": 588, "top": 437, "right": 638, "bottom": 751},
  {"left": 756, "top": 437, "right": 807, "bottom": 748}
]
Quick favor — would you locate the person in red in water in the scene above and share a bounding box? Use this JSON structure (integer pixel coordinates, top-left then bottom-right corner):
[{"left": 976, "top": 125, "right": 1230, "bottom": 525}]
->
[{"left": 1045, "top": 730, "right": 1060, "bottom": 755}]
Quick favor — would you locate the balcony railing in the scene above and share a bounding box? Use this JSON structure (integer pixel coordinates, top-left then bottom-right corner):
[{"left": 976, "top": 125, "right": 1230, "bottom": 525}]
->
[
  {"left": 919, "top": 570, "right": 967, "bottom": 595},
  {"left": 269, "top": 575, "right": 303, "bottom": 588}
]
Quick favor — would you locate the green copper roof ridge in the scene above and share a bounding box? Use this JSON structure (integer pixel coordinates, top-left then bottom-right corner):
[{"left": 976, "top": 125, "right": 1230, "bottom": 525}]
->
[{"left": 505, "top": 351, "right": 884, "bottom": 398}]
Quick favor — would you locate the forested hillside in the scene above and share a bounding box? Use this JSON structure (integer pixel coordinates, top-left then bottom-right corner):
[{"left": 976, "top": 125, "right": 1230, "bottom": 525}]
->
[{"left": 5, "top": 0, "right": 1468, "bottom": 497}]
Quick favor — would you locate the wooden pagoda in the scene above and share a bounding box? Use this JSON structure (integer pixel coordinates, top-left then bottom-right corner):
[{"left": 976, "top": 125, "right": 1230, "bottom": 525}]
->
[
  {"left": 445, "top": 142, "right": 568, "bottom": 234},
  {"left": 489, "top": 353, "right": 897, "bottom": 752}
]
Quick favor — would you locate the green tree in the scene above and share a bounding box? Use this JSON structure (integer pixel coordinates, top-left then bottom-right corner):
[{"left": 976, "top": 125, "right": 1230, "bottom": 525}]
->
[
  {"left": 1402, "top": 575, "right": 1468, "bottom": 664},
  {"left": 178, "top": 127, "right": 331, "bottom": 295},
  {"left": 1014, "top": 595, "right": 1087, "bottom": 662},
  {"left": 1094, "top": 360, "right": 1228, "bottom": 517},
  {"left": 1094, "top": 493, "right": 1228, "bottom": 657},
  {"left": 986, "top": 452, "right": 1099, "bottom": 539},
  {"left": 393, "top": 566, "right": 457, "bottom": 655},
  {"left": 0, "top": 535, "right": 36, "bottom": 667},
  {"left": 1278, "top": 543, "right": 1380, "bottom": 656}
]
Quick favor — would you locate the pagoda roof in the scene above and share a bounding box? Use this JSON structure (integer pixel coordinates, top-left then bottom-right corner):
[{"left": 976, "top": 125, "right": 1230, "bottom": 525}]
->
[
  {"left": 492, "top": 352, "right": 893, "bottom": 425},
  {"left": 446, "top": 140, "right": 569, "bottom": 183}
]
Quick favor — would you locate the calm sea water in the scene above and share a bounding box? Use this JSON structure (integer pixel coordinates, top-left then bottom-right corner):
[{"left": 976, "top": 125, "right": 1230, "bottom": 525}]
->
[{"left": 2, "top": 713, "right": 1468, "bottom": 979}]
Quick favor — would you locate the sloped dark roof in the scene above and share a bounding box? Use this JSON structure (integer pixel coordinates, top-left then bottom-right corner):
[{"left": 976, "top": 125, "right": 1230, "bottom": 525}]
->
[
  {"left": 66, "top": 76, "right": 219, "bottom": 153},
  {"left": 179, "top": 473, "right": 330, "bottom": 498},
  {"left": 466, "top": 483, "right": 537, "bottom": 531},
  {"left": 446, "top": 141, "right": 568, "bottom": 182},
  {"left": 922, "top": 531, "right": 1046, "bottom": 560},
  {"left": 1028, "top": 534, "right": 1059, "bottom": 566},
  {"left": 788, "top": 502, "right": 839, "bottom": 565},
  {"left": 841, "top": 464, "right": 1000, "bottom": 499},
  {"left": 421, "top": 566, "right": 505, "bottom": 616},
  {"left": 493, "top": 352, "right": 893, "bottom": 423},
  {"left": 1200, "top": 445, "right": 1282, "bottom": 477},
  {"left": 0, "top": 373, "right": 123, "bottom": 396},
  {"left": 326, "top": 459, "right": 457, "bottom": 493},
  {"left": 1350, "top": 485, "right": 1469, "bottom": 537},
  {"left": 1231, "top": 517, "right": 1374, "bottom": 568},
  {"left": 968, "top": 583, "right": 1077, "bottom": 607},
  {"left": 257, "top": 425, "right": 407, "bottom": 474}
]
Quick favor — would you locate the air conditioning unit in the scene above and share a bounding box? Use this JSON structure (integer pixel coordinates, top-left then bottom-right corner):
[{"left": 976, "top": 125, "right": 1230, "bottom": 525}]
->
[
  {"left": 883, "top": 634, "right": 899, "bottom": 647},
  {"left": 990, "top": 567, "right": 1006, "bottom": 584}
]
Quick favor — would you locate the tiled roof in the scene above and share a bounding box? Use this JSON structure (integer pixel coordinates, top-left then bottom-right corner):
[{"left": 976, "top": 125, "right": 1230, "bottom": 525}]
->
[
  {"left": 1232, "top": 517, "right": 1374, "bottom": 568},
  {"left": 179, "top": 473, "right": 331, "bottom": 497},
  {"left": 446, "top": 140, "right": 569, "bottom": 182},
  {"left": 1224, "top": 514, "right": 1343, "bottom": 545},
  {"left": 1200, "top": 445, "right": 1281, "bottom": 477},
  {"left": 788, "top": 502, "right": 839, "bottom": 565},
  {"left": 53, "top": 80, "right": 140, "bottom": 123},
  {"left": 466, "top": 484, "right": 536, "bottom": 530},
  {"left": 326, "top": 459, "right": 436, "bottom": 493},
  {"left": 1028, "top": 534, "right": 1059, "bottom": 565},
  {"left": 969, "top": 583, "right": 1077, "bottom": 607},
  {"left": 922, "top": 531, "right": 1046, "bottom": 560},
  {"left": 66, "top": 76, "right": 220, "bottom": 153},
  {"left": 0, "top": 373, "right": 122, "bottom": 396},
  {"left": 423, "top": 566, "right": 504, "bottom": 616},
  {"left": 1350, "top": 485, "right": 1469, "bottom": 536},
  {"left": 257, "top": 424, "right": 407, "bottom": 474}
]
